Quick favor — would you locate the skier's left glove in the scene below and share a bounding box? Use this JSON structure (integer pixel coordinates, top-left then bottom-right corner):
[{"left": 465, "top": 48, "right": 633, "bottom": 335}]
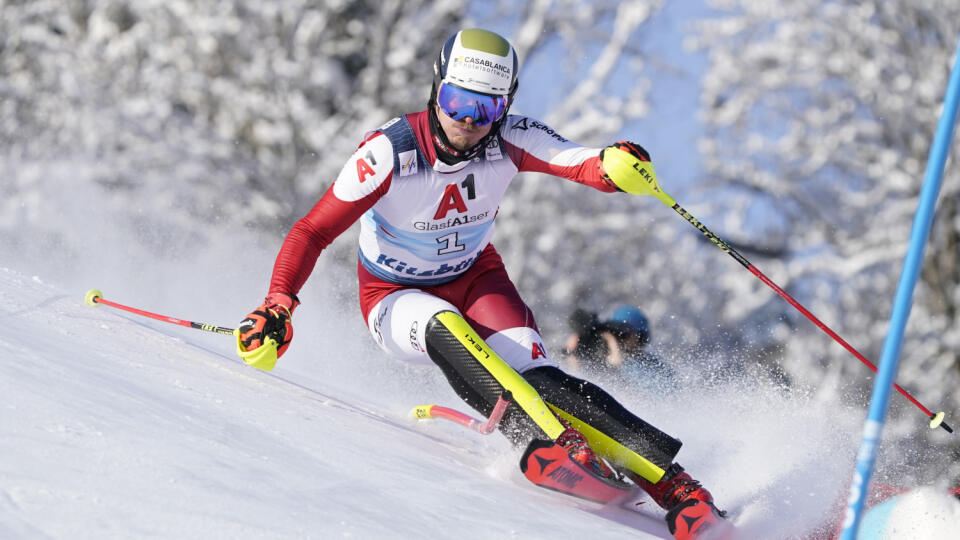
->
[
  {"left": 598, "top": 141, "right": 658, "bottom": 196},
  {"left": 236, "top": 292, "right": 300, "bottom": 371}
]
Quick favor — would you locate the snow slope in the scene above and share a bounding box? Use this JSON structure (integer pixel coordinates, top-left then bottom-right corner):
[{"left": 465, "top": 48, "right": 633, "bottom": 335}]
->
[
  {"left": 2, "top": 265, "right": 957, "bottom": 540},
  {"left": 0, "top": 267, "right": 671, "bottom": 539}
]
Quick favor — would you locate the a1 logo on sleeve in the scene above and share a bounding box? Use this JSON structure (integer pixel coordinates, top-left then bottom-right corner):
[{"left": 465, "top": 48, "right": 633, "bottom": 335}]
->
[
  {"left": 333, "top": 135, "right": 393, "bottom": 202},
  {"left": 357, "top": 150, "right": 377, "bottom": 182}
]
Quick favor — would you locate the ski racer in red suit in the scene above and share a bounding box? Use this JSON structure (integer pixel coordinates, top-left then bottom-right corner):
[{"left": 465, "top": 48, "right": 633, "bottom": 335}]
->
[{"left": 239, "top": 28, "right": 727, "bottom": 538}]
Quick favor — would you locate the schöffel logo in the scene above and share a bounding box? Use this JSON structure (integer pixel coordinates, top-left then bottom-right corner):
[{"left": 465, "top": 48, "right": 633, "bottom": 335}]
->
[
  {"left": 530, "top": 120, "right": 567, "bottom": 142},
  {"left": 510, "top": 118, "right": 566, "bottom": 142}
]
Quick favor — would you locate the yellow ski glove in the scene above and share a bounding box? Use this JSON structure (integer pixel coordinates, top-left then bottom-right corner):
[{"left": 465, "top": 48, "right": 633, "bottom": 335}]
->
[{"left": 599, "top": 141, "right": 668, "bottom": 202}]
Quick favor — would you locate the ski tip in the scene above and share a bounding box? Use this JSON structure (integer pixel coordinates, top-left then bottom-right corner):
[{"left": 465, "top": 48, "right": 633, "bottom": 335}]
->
[{"left": 84, "top": 289, "right": 103, "bottom": 307}]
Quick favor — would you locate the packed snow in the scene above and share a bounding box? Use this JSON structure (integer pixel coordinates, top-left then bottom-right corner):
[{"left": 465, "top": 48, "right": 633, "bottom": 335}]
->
[{"left": 1, "top": 263, "right": 957, "bottom": 538}]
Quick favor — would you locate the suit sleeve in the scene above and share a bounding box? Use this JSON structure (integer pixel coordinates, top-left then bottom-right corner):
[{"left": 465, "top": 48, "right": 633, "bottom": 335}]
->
[
  {"left": 499, "top": 116, "right": 618, "bottom": 193},
  {"left": 268, "top": 132, "right": 394, "bottom": 296}
]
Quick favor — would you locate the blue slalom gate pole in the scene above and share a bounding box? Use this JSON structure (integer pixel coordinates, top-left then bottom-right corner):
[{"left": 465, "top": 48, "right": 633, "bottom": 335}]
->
[{"left": 840, "top": 36, "right": 960, "bottom": 539}]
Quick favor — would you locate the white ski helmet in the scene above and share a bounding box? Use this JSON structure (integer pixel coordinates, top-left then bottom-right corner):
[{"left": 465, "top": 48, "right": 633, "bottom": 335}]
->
[
  {"left": 434, "top": 28, "right": 519, "bottom": 96},
  {"left": 429, "top": 29, "right": 520, "bottom": 163}
]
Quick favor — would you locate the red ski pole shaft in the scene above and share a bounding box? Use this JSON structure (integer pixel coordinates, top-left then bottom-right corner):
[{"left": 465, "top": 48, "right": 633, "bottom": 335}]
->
[
  {"left": 411, "top": 392, "right": 513, "bottom": 435},
  {"left": 667, "top": 203, "right": 952, "bottom": 433},
  {"left": 84, "top": 289, "right": 235, "bottom": 336},
  {"left": 597, "top": 148, "right": 949, "bottom": 431}
]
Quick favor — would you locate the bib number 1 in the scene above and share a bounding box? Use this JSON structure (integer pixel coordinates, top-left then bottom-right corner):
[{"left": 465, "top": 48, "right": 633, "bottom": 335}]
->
[{"left": 436, "top": 232, "right": 466, "bottom": 255}]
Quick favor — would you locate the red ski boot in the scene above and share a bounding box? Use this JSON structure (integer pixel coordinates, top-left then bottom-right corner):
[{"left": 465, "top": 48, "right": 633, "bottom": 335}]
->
[
  {"left": 665, "top": 499, "right": 730, "bottom": 540},
  {"left": 555, "top": 425, "right": 616, "bottom": 480},
  {"left": 630, "top": 464, "right": 730, "bottom": 540},
  {"left": 632, "top": 463, "right": 715, "bottom": 509}
]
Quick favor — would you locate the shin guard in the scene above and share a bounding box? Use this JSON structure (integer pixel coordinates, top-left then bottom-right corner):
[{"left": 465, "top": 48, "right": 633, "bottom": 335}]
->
[
  {"left": 424, "top": 311, "right": 566, "bottom": 443},
  {"left": 524, "top": 366, "right": 682, "bottom": 483}
]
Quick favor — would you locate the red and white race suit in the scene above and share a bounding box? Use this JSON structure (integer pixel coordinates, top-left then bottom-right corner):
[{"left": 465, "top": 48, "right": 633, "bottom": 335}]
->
[{"left": 267, "top": 110, "right": 617, "bottom": 371}]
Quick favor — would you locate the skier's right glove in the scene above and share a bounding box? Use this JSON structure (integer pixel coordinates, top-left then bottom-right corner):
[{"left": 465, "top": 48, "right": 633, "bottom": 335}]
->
[
  {"left": 237, "top": 292, "right": 300, "bottom": 370},
  {"left": 599, "top": 141, "right": 659, "bottom": 196}
]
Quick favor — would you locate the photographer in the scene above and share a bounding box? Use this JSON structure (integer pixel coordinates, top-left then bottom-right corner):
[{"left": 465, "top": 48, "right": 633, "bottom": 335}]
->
[
  {"left": 563, "top": 305, "right": 674, "bottom": 384},
  {"left": 561, "top": 308, "right": 609, "bottom": 373}
]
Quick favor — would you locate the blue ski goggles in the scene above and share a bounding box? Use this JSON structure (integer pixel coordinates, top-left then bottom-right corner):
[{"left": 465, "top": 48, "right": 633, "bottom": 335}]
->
[{"left": 436, "top": 82, "right": 509, "bottom": 127}]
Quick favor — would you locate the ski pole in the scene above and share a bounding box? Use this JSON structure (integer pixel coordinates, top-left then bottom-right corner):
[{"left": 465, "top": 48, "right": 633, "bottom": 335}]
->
[
  {"left": 411, "top": 392, "right": 513, "bottom": 435},
  {"left": 85, "top": 289, "right": 284, "bottom": 372},
  {"left": 603, "top": 153, "right": 952, "bottom": 433},
  {"left": 84, "top": 289, "right": 236, "bottom": 336},
  {"left": 666, "top": 202, "right": 951, "bottom": 432}
]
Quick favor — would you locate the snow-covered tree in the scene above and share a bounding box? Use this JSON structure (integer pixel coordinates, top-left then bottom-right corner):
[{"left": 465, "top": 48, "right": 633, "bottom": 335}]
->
[
  {"left": 692, "top": 0, "right": 960, "bottom": 482},
  {"left": 1, "top": 0, "right": 677, "bottom": 333},
  {"left": 482, "top": 1, "right": 681, "bottom": 338},
  {"left": 1, "top": 0, "right": 469, "bottom": 256}
]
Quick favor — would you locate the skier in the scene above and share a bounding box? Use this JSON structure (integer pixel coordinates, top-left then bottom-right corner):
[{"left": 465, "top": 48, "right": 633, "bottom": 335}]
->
[{"left": 238, "top": 28, "right": 725, "bottom": 537}]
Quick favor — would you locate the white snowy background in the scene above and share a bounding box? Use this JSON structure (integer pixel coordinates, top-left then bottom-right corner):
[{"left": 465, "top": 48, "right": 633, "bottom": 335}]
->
[{"left": 2, "top": 1, "right": 960, "bottom": 538}]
